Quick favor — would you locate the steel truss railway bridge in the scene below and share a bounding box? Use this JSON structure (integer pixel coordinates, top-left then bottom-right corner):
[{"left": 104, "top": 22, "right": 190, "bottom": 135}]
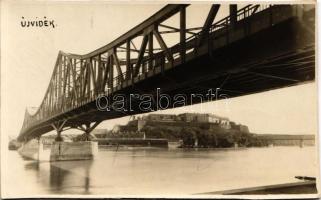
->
[{"left": 17, "top": 4, "right": 315, "bottom": 142}]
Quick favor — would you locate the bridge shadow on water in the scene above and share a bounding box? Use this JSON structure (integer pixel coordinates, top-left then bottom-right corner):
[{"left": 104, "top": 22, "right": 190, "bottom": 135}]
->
[
  {"left": 24, "top": 160, "right": 94, "bottom": 195},
  {"left": 50, "top": 160, "right": 94, "bottom": 194}
]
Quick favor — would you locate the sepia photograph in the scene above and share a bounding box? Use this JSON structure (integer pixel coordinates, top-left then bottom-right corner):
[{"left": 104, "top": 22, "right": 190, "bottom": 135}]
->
[{"left": 0, "top": 0, "right": 319, "bottom": 198}]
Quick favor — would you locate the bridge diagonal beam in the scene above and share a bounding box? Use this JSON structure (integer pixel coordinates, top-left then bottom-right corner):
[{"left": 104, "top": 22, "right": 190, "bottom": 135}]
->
[
  {"left": 79, "top": 62, "right": 84, "bottom": 99},
  {"left": 112, "top": 48, "right": 124, "bottom": 82},
  {"left": 148, "top": 31, "right": 154, "bottom": 70},
  {"left": 81, "top": 61, "right": 86, "bottom": 99},
  {"left": 101, "top": 55, "right": 111, "bottom": 93},
  {"left": 70, "top": 58, "right": 81, "bottom": 105},
  {"left": 85, "top": 121, "right": 102, "bottom": 133},
  {"left": 134, "top": 34, "right": 149, "bottom": 77},
  {"left": 126, "top": 40, "right": 131, "bottom": 80},
  {"left": 88, "top": 59, "right": 97, "bottom": 95},
  {"left": 61, "top": 58, "right": 71, "bottom": 109},
  {"left": 130, "top": 41, "right": 138, "bottom": 51},
  {"left": 94, "top": 56, "right": 101, "bottom": 95},
  {"left": 85, "top": 59, "right": 95, "bottom": 96},
  {"left": 97, "top": 54, "right": 103, "bottom": 93},
  {"left": 251, "top": 5, "right": 260, "bottom": 14},
  {"left": 198, "top": 4, "right": 220, "bottom": 46},
  {"left": 74, "top": 120, "right": 102, "bottom": 141},
  {"left": 82, "top": 61, "right": 91, "bottom": 98},
  {"left": 153, "top": 28, "right": 174, "bottom": 63},
  {"left": 51, "top": 119, "right": 67, "bottom": 132}
]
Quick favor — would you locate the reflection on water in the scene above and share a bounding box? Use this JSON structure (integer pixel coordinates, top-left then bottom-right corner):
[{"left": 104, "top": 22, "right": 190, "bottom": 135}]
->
[
  {"left": 50, "top": 164, "right": 70, "bottom": 191},
  {"left": 49, "top": 161, "right": 93, "bottom": 194},
  {"left": 24, "top": 162, "right": 39, "bottom": 171},
  {"left": 3, "top": 146, "right": 318, "bottom": 197}
]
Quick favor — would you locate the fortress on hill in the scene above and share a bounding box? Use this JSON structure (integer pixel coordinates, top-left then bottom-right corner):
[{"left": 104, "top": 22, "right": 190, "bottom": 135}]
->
[
  {"left": 31, "top": 113, "right": 314, "bottom": 149},
  {"left": 113, "top": 113, "right": 249, "bottom": 134}
]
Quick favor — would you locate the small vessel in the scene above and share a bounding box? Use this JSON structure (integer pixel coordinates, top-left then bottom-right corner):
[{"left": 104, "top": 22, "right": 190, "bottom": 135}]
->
[{"left": 8, "top": 139, "right": 21, "bottom": 150}]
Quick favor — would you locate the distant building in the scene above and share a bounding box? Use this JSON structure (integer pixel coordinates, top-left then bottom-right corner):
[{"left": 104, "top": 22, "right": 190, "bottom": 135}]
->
[
  {"left": 112, "top": 125, "right": 121, "bottom": 133},
  {"left": 137, "top": 120, "right": 147, "bottom": 131},
  {"left": 256, "top": 134, "right": 315, "bottom": 146},
  {"left": 142, "top": 114, "right": 177, "bottom": 122},
  {"left": 108, "top": 113, "right": 252, "bottom": 136},
  {"left": 91, "top": 129, "right": 108, "bottom": 138},
  {"left": 230, "top": 122, "right": 250, "bottom": 133},
  {"left": 178, "top": 113, "right": 231, "bottom": 129}
]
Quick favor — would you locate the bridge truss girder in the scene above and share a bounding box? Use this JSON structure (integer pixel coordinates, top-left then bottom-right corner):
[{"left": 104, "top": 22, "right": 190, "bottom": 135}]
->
[{"left": 18, "top": 4, "right": 314, "bottom": 142}]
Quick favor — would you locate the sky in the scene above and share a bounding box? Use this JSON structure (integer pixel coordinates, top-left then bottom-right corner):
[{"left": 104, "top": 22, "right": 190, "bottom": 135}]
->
[{"left": 1, "top": 1, "right": 318, "bottom": 139}]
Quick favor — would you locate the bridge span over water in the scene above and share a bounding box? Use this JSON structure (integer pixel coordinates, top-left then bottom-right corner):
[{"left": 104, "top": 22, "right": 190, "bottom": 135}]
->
[{"left": 18, "top": 4, "right": 315, "bottom": 142}]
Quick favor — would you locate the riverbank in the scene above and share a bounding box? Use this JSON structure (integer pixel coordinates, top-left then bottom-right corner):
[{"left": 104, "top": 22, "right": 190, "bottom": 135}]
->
[{"left": 94, "top": 138, "right": 168, "bottom": 147}]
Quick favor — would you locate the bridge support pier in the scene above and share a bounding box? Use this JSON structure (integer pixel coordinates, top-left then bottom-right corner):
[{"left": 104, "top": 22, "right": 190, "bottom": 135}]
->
[
  {"left": 18, "top": 137, "right": 46, "bottom": 161},
  {"left": 49, "top": 120, "right": 100, "bottom": 162},
  {"left": 50, "top": 141, "right": 98, "bottom": 162}
]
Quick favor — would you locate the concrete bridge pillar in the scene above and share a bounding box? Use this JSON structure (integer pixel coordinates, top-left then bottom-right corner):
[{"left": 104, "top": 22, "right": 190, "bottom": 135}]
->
[
  {"left": 17, "top": 136, "right": 47, "bottom": 161},
  {"left": 50, "top": 141, "right": 98, "bottom": 161},
  {"left": 49, "top": 120, "right": 100, "bottom": 162}
]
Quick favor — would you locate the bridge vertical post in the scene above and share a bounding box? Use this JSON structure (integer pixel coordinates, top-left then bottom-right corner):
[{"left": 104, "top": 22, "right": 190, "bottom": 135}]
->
[
  {"left": 126, "top": 40, "right": 131, "bottom": 80},
  {"left": 180, "top": 6, "right": 186, "bottom": 64},
  {"left": 97, "top": 55, "right": 102, "bottom": 94},
  {"left": 148, "top": 31, "right": 154, "bottom": 71},
  {"left": 109, "top": 55, "right": 114, "bottom": 92},
  {"left": 269, "top": 5, "right": 273, "bottom": 26},
  {"left": 83, "top": 123, "right": 95, "bottom": 141},
  {"left": 230, "top": 5, "right": 238, "bottom": 28},
  {"left": 87, "top": 59, "right": 92, "bottom": 98},
  {"left": 58, "top": 57, "right": 62, "bottom": 109}
]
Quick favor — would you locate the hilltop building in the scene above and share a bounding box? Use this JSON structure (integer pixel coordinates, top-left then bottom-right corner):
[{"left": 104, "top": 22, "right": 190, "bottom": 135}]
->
[
  {"left": 118, "top": 113, "right": 248, "bottom": 133},
  {"left": 141, "top": 113, "right": 234, "bottom": 130}
]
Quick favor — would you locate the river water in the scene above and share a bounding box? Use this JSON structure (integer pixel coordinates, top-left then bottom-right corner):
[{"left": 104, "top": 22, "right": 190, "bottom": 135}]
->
[{"left": 3, "top": 146, "right": 318, "bottom": 197}]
